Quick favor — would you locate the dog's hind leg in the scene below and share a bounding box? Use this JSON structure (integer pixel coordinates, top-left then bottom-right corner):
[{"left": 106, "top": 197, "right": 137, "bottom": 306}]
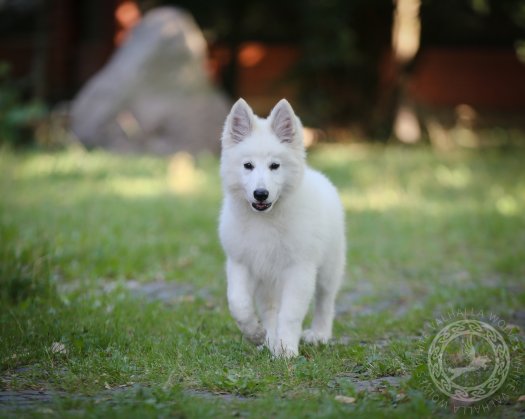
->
[{"left": 302, "top": 256, "right": 344, "bottom": 345}]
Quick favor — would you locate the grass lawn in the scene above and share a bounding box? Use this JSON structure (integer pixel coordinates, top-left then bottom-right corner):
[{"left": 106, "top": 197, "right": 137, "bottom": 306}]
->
[{"left": 1, "top": 145, "right": 524, "bottom": 418}]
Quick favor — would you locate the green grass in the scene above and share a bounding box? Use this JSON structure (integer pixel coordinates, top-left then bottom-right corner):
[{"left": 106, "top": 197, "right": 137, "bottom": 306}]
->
[{"left": 1, "top": 145, "right": 524, "bottom": 418}]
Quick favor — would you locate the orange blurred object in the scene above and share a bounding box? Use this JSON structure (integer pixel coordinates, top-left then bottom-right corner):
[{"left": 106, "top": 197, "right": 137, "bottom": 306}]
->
[
  {"left": 114, "top": 1, "right": 141, "bottom": 46},
  {"left": 239, "top": 43, "right": 266, "bottom": 67}
]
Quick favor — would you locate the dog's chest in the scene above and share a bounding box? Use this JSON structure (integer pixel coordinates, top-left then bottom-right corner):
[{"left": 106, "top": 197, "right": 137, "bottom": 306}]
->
[{"left": 230, "top": 218, "right": 295, "bottom": 278}]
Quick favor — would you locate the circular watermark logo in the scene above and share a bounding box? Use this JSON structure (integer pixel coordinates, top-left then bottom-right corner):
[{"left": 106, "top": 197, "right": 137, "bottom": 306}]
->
[
  {"left": 416, "top": 309, "right": 522, "bottom": 414},
  {"left": 427, "top": 319, "right": 510, "bottom": 402}
]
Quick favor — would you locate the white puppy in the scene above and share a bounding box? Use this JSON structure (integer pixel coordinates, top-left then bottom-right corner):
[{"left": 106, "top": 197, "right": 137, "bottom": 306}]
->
[{"left": 219, "top": 98, "right": 346, "bottom": 357}]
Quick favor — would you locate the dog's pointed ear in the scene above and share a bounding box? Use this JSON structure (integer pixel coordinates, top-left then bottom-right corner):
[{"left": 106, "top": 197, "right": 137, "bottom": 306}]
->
[
  {"left": 222, "top": 98, "right": 253, "bottom": 146},
  {"left": 270, "top": 99, "right": 297, "bottom": 144}
]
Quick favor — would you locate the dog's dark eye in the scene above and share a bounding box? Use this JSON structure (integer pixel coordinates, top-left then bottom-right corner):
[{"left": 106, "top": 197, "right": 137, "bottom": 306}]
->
[
  {"left": 269, "top": 163, "right": 280, "bottom": 170},
  {"left": 244, "top": 162, "right": 254, "bottom": 170}
]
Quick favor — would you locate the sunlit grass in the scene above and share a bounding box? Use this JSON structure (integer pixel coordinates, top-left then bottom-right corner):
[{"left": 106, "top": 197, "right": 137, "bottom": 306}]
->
[{"left": 0, "top": 145, "right": 524, "bottom": 417}]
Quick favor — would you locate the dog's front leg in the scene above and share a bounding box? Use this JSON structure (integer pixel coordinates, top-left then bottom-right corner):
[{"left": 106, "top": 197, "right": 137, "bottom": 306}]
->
[
  {"left": 271, "top": 264, "right": 316, "bottom": 358},
  {"left": 226, "top": 259, "right": 266, "bottom": 345}
]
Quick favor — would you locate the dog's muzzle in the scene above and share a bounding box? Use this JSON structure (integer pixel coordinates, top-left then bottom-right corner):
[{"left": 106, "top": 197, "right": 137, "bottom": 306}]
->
[
  {"left": 252, "top": 188, "right": 272, "bottom": 211},
  {"left": 251, "top": 202, "right": 272, "bottom": 211}
]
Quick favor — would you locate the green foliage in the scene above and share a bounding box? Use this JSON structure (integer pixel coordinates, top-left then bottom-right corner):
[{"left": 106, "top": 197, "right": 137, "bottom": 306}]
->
[
  {"left": 0, "top": 62, "right": 47, "bottom": 146},
  {"left": 421, "top": 0, "right": 525, "bottom": 47},
  {"left": 293, "top": 0, "right": 393, "bottom": 126},
  {"left": 162, "top": 0, "right": 393, "bottom": 126}
]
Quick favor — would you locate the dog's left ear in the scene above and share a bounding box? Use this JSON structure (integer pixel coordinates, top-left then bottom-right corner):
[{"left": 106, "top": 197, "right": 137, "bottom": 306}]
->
[
  {"left": 222, "top": 98, "right": 254, "bottom": 146},
  {"left": 269, "top": 99, "right": 297, "bottom": 144}
]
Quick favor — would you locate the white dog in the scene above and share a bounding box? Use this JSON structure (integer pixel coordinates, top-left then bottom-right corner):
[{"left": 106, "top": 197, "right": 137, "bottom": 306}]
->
[{"left": 219, "top": 98, "right": 346, "bottom": 357}]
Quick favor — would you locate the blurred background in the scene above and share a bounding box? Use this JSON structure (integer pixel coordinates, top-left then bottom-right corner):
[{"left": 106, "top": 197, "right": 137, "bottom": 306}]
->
[
  {"left": 1, "top": 4, "right": 524, "bottom": 413},
  {"left": 1, "top": 0, "right": 525, "bottom": 151}
]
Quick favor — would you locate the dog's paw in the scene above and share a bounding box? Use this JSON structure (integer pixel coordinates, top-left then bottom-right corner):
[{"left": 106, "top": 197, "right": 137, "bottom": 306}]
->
[
  {"left": 245, "top": 324, "right": 266, "bottom": 346},
  {"left": 301, "top": 329, "right": 330, "bottom": 345},
  {"left": 267, "top": 336, "right": 299, "bottom": 358},
  {"left": 271, "top": 344, "right": 298, "bottom": 359}
]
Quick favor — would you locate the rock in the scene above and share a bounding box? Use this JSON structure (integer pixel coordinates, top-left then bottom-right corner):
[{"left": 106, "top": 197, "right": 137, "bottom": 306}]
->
[
  {"left": 70, "top": 7, "right": 230, "bottom": 155},
  {"left": 334, "top": 395, "right": 356, "bottom": 404}
]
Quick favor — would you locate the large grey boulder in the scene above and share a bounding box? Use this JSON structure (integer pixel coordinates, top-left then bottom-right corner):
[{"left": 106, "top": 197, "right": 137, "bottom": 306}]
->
[{"left": 71, "top": 7, "right": 230, "bottom": 155}]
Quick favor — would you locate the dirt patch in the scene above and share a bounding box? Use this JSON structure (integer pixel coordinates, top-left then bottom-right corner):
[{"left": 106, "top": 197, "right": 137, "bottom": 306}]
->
[
  {"left": 334, "top": 373, "right": 410, "bottom": 393},
  {"left": 0, "top": 385, "right": 248, "bottom": 414},
  {"left": 336, "top": 281, "right": 420, "bottom": 318},
  {"left": 59, "top": 278, "right": 212, "bottom": 305},
  {"left": 0, "top": 389, "right": 62, "bottom": 409}
]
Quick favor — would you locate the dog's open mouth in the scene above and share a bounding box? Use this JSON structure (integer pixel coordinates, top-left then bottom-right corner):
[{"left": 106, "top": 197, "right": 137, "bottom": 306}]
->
[{"left": 252, "top": 202, "right": 272, "bottom": 211}]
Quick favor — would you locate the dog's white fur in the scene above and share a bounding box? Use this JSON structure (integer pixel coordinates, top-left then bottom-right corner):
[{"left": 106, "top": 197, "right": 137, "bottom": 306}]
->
[{"left": 219, "top": 98, "right": 346, "bottom": 357}]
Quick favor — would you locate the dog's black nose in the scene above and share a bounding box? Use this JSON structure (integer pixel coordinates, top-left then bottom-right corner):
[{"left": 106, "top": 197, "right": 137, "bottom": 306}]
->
[{"left": 253, "top": 188, "right": 269, "bottom": 202}]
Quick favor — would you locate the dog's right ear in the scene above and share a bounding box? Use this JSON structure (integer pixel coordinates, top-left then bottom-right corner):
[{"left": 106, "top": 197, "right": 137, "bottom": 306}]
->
[{"left": 222, "top": 98, "right": 253, "bottom": 146}]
